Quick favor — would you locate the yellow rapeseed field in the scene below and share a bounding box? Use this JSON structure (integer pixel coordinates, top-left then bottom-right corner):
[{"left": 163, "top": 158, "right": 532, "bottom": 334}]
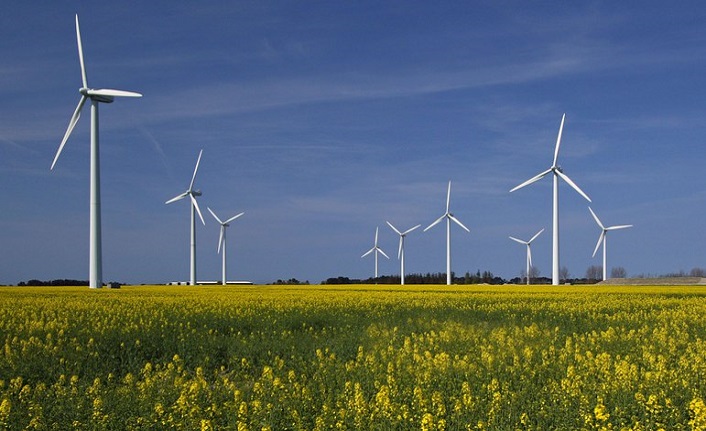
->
[{"left": 0, "top": 284, "right": 705, "bottom": 430}]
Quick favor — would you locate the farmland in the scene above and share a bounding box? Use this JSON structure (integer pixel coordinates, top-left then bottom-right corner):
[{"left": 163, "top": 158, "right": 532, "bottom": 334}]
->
[{"left": 1, "top": 285, "right": 706, "bottom": 430}]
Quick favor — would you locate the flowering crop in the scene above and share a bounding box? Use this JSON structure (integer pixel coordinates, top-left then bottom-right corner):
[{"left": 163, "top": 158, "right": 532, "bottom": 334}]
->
[{"left": 0, "top": 284, "right": 705, "bottom": 429}]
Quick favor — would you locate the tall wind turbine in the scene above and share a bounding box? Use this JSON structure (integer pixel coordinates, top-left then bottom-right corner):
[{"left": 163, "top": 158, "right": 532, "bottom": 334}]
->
[
  {"left": 208, "top": 207, "right": 244, "bottom": 286},
  {"left": 51, "top": 14, "right": 142, "bottom": 289},
  {"left": 386, "top": 221, "right": 421, "bottom": 285},
  {"left": 166, "top": 150, "right": 205, "bottom": 285},
  {"left": 510, "top": 114, "right": 591, "bottom": 285},
  {"left": 424, "top": 181, "right": 470, "bottom": 285},
  {"left": 509, "top": 228, "right": 544, "bottom": 285},
  {"left": 589, "top": 207, "right": 632, "bottom": 281},
  {"left": 361, "top": 227, "right": 389, "bottom": 280}
]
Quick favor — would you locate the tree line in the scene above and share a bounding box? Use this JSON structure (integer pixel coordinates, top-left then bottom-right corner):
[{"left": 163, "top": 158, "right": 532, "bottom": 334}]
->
[
  {"left": 16, "top": 279, "right": 124, "bottom": 287},
  {"left": 12, "top": 266, "right": 706, "bottom": 287}
]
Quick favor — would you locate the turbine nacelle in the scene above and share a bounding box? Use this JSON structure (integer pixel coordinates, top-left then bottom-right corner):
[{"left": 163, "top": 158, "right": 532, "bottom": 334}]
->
[
  {"left": 80, "top": 88, "right": 114, "bottom": 103},
  {"left": 79, "top": 88, "right": 143, "bottom": 104}
]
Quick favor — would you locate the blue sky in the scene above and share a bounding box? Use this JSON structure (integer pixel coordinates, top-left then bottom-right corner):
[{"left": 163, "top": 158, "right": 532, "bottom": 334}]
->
[{"left": 1, "top": 2, "right": 705, "bottom": 285}]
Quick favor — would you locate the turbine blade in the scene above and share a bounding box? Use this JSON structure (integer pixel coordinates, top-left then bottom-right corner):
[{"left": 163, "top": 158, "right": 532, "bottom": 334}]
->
[
  {"left": 165, "top": 191, "right": 188, "bottom": 204},
  {"left": 588, "top": 207, "right": 604, "bottom": 229},
  {"left": 527, "top": 245, "right": 533, "bottom": 268},
  {"left": 529, "top": 228, "right": 545, "bottom": 244},
  {"left": 189, "top": 149, "right": 203, "bottom": 191},
  {"left": 386, "top": 221, "right": 402, "bottom": 236},
  {"left": 552, "top": 113, "right": 566, "bottom": 168},
  {"left": 401, "top": 224, "right": 421, "bottom": 235},
  {"left": 87, "top": 88, "right": 143, "bottom": 98},
  {"left": 510, "top": 168, "right": 552, "bottom": 193},
  {"left": 424, "top": 214, "right": 446, "bottom": 232},
  {"left": 374, "top": 227, "right": 379, "bottom": 246},
  {"left": 592, "top": 231, "right": 605, "bottom": 258},
  {"left": 361, "top": 248, "right": 375, "bottom": 258},
  {"left": 191, "top": 194, "right": 205, "bottom": 225},
  {"left": 378, "top": 248, "right": 390, "bottom": 259},
  {"left": 218, "top": 227, "right": 224, "bottom": 254},
  {"left": 207, "top": 207, "right": 223, "bottom": 224},
  {"left": 224, "top": 212, "right": 245, "bottom": 224},
  {"left": 75, "top": 15, "right": 88, "bottom": 89},
  {"left": 449, "top": 214, "right": 470, "bottom": 232},
  {"left": 509, "top": 236, "right": 527, "bottom": 245},
  {"left": 51, "top": 95, "right": 87, "bottom": 170},
  {"left": 446, "top": 181, "right": 452, "bottom": 213},
  {"left": 606, "top": 224, "right": 633, "bottom": 231},
  {"left": 556, "top": 170, "right": 591, "bottom": 202},
  {"left": 398, "top": 237, "right": 403, "bottom": 260}
]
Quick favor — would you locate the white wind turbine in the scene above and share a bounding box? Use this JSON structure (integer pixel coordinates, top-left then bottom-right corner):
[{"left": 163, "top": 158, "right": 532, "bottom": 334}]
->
[
  {"left": 509, "top": 228, "right": 544, "bottom": 285},
  {"left": 361, "top": 227, "right": 389, "bottom": 280},
  {"left": 589, "top": 207, "right": 633, "bottom": 281},
  {"left": 51, "top": 14, "right": 142, "bottom": 289},
  {"left": 166, "top": 149, "right": 205, "bottom": 285},
  {"left": 510, "top": 114, "right": 591, "bottom": 285},
  {"left": 424, "top": 181, "right": 470, "bottom": 285},
  {"left": 386, "top": 221, "right": 421, "bottom": 285},
  {"left": 208, "top": 207, "right": 244, "bottom": 286}
]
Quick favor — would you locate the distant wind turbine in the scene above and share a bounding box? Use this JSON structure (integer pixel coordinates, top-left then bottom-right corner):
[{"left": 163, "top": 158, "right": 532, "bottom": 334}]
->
[
  {"left": 51, "top": 14, "right": 142, "bottom": 289},
  {"left": 386, "top": 221, "right": 421, "bottom": 285},
  {"left": 509, "top": 228, "right": 544, "bottom": 285},
  {"left": 166, "top": 149, "right": 205, "bottom": 285},
  {"left": 208, "top": 208, "right": 244, "bottom": 286},
  {"left": 361, "top": 227, "right": 389, "bottom": 280},
  {"left": 589, "top": 207, "right": 633, "bottom": 281},
  {"left": 510, "top": 114, "right": 591, "bottom": 285},
  {"left": 424, "top": 181, "right": 470, "bottom": 285}
]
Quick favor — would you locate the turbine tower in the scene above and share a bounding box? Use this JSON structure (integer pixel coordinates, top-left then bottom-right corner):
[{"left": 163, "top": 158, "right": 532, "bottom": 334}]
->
[
  {"left": 509, "top": 228, "right": 544, "bottom": 285},
  {"left": 51, "top": 14, "right": 142, "bottom": 289},
  {"left": 424, "top": 181, "right": 470, "bottom": 285},
  {"left": 208, "top": 207, "right": 244, "bottom": 285},
  {"left": 589, "top": 207, "right": 633, "bottom": 281},
  {"left": 361, "top": 227, "right": 389, "bottom": 280},
  {"left": 386, "top": 221, "right": 421, "bottom": 285},
  {"left": 166, "top": 149, "right": 205, "bottom": 285},
  {"left": 510, "top": 114, "right": 591, "bottom": 285}
]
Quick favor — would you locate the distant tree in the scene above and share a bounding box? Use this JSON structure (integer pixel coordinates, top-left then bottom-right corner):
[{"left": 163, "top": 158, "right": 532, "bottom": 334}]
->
[
  {"left": 272, "top": 278, "right": 309, "bottom": 285},
  {"left": 611, "top": 267, "right": 627, "bottom": 279},
  {"left": 529, "top": 266, "right": 541, "bottom": 279},
  {"left": 559, "top": 266, "right": 570, "bottom": 282},
  {"left": 585, "top": 265, "right": 603, "bottom": 281},
  {"left": 322, "top": 277, "right": 356, "bottom": 285},
  {"left": 520, "top": 266, "right": 541, "bottom": 284},
  {"left": 690, "top": 267, "right": 706, "bottom": 277}
]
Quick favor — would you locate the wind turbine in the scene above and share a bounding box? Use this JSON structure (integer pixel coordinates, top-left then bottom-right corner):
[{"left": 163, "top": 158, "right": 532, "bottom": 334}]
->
[
  {"left": 386, "top": 221, "right": 421, "bottom": 285},
  {"left": 588, "top": 207, "right": 633, "bottom": 281},
  {"left": 509, "top": 228, "right": 544, "bottom": 285},
  {"left": 361, "top": 227, "right": 389, "bottom": 280},
  {"left": 510, "top": 114, "right": 591, "bottom": 285},
  {"left": 424, "top": 181, "right": 470, "bottom": 285},
  {"left": 208, "top": 207, "right": 244, "bottom": 286},
  {"left": 51, "top": 14, "right": 142, "bottom": 289},
  {"left": 166, "top": 149, "right": 205, "bottom": 285}
]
